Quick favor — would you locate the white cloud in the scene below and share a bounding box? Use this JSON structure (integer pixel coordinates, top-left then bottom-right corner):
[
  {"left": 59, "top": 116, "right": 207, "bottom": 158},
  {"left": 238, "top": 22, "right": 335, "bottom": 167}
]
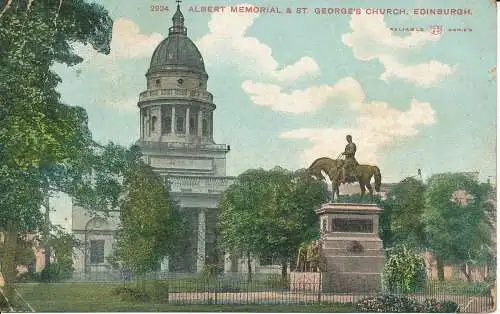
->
[
  {"left": 76, "top": 18, "right": 162, "bottom": 61},
  {"left": 379, "top": 56, "right": 456, "bottom": 87},
  {"left": 99, "top": 97, "right": 139, "bottom": 112},
  {"left": 342, "top": 13, "right": 454, "bottom": 86},
  {"left": 196, "top": 5, "right": 319, "bottom": 82},
  {"left": 281, "top": 98, "right": 436, "bottom": 166},
  {"left": 241, "top": 77, "right": 364, "bottom": 113}
]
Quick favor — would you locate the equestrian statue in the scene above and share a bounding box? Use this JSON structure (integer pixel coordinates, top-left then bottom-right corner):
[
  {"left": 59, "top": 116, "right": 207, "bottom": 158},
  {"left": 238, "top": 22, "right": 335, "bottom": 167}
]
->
[{"left": 308, "top": 135, "right": 382, "bottom": 201}]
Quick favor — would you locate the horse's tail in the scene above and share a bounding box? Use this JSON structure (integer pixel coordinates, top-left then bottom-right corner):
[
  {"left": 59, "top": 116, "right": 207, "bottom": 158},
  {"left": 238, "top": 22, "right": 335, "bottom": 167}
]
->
[{"left": 374, "top": 166, "right": 382, "bottom": 192}]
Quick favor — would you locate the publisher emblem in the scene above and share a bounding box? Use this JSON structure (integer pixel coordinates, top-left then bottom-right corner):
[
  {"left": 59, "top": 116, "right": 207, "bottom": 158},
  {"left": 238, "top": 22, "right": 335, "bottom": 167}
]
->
[{"left": 429, "top": 25, "right": 443, "bottom": 35}]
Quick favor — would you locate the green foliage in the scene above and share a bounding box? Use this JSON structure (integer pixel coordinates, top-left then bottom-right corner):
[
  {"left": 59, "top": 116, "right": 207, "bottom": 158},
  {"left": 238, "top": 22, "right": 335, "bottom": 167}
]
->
[
  {"left": 46, "top": 226, "right": 80, "bottom": 279},
  {"left": 217, "top": 167, "right": 328, "bottom": 276},
  {"left": 421, "top": 299, "right": 459, "bottom": 313},
  {"left": 112, "top": 162, "right": 182, "bottom": 275},
  {"left": 383, "top": 245, "right": 427, "bottom": 293},
  {"left": 0, "top": 0, "right": 113, "bottom": 292},
  {"left": 40, "top": 262, "right": 72, "bottom": 282},
  {"left": 356, "top": 295, "right": 459, "bottom": 313},
  {"left": 355, "top": 295, "right": 422, "bottom": 312},
  {"left": 200, "top": 264, "right": 223, "bottom": 281},
  {"left": 383, "top": 177, "right": 427, "bottom": 249},
  {"left": 111, "top": 286, "right": 151, "bottom": 302},
  {"left": 423, "top": 173, "right": 494, "bottom": 272}
]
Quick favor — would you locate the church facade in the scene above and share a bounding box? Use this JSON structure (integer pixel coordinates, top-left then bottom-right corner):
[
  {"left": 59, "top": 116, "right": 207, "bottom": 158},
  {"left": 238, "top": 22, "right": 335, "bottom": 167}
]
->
[{"left": 72, "top": 4, "right": 234, "bottom": 274}]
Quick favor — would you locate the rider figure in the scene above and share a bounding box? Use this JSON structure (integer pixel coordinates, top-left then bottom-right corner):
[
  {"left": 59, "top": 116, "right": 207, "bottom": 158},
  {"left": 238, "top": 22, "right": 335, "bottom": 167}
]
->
[{"left": 341, "top": 135, "right": 358, "bottom": 183}]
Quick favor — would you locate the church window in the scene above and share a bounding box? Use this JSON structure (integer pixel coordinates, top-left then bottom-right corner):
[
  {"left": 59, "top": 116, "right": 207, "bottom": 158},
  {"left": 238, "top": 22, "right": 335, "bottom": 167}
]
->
[
  {"left": 202, "top": 119, "right": 208, "bottom": 136},
  {"left": 176, "top": 116, "right": 185, "bottom": 133},
  {"left": 189, "top": 117, "right": 195, "bottom": 134},
  {"left": 90, "top": 240, "right": 105, "bottom": 264},
  {"left": 151, "top": 116, "right": 157, "bottom": 132},
  {"left": 155, "top": 79, "right": 161, "bottom": 87},
  {"left": 163, "top": 116, "right": 171, "bottom": 134}
]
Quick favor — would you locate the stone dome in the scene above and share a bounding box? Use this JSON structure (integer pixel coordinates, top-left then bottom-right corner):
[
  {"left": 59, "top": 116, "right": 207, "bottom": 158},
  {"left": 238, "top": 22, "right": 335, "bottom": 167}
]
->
[{"left": 148, "top": 5, "right": 206, "bottom": 74}]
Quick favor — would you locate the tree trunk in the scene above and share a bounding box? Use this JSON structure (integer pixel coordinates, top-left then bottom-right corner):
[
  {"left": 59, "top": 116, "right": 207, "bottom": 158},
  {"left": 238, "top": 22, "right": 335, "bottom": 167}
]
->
[
  {"left": 461, "top": 264, "right": 472, "bottom": 283},
  {"left": 1, "top": 231, "right": 18, "bottom": 303},
  {"left": 436, "top": 256, "right": 445, "bottom": 281},
  {"left": 281, "top": 261, "right": 288, "bottom": 279},
  {"left": 246, "top": 252, "right": 252, "bottom": 282},
  {"left": 281, "top": 261, "right": 288, "bottom": 289}
]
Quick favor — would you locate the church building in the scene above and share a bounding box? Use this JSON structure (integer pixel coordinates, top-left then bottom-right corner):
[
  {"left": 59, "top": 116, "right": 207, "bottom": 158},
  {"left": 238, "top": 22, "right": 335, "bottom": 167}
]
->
[{"left": 72, "top": 3, "right": 234, "bottom": 274}]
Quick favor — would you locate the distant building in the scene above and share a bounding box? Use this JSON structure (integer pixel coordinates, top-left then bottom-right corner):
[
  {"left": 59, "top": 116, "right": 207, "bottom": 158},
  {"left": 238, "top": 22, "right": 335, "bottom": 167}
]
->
[{"left": 72, "top": 4, "right": 233, "bottom": 274}]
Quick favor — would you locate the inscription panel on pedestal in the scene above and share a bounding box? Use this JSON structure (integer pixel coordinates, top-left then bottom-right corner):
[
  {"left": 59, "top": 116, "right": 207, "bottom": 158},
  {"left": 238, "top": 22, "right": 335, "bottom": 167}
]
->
[{"left": 332, "top": 218, "right": 373, "bottom": 233}]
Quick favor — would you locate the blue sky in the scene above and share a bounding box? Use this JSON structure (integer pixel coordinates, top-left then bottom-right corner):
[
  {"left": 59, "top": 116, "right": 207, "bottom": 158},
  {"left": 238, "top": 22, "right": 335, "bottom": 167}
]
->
[{"left": 50, "top": 0, "right": 497, "bottom": 229}]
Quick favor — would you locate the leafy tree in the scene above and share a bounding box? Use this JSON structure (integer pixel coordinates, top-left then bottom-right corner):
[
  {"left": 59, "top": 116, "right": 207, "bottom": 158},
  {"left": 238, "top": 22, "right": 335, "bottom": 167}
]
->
[
  {"left": 383, "top": 245, "right": 427, "bottom": 293},
  {"left": 44, "top": 226, "right": 81, "bottom": 281},
  {"left": 217, "top": 167, "right": 327, "bottom": 280},
  {"left": 111, "top": 162, "right": 181, "bottom": 287},
  {"left": 423, "top": 173, "right": 494, "bottom": 281},
  {"left": 383, "top": 178, "right": 427, "bottom": 249},
  {"left": 0, "top": 0, "right": 112, "bottom": 297}
]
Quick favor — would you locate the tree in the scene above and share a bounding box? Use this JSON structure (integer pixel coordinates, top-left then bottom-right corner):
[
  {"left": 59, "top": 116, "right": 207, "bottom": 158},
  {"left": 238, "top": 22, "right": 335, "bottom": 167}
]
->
[
  {"left": 111, "top": 162, "right": 181, "bottom": 287},
  {"left": 217, "top": 167, "right": 327, "bottom": 280},
  {"left": 423, "top": 173, "right": 494, "bottom": 281},
  {"left": 0, "top": 0, "right": 113, "bottom": 297},
  {"left": 383, "top": 245, "right": 427, "bottom": 293},
  {"left": 383, "top": 177, "right": 427, "bottom": 249}
]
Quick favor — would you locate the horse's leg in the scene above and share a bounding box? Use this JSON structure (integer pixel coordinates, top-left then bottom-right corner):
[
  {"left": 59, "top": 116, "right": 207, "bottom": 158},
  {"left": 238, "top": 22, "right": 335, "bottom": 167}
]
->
[
  {"left": 366, "top": 181, "right": 374, "bottom": 202},
  {"left": 359, "top": 182, "right": 365, "bottom": 200}
]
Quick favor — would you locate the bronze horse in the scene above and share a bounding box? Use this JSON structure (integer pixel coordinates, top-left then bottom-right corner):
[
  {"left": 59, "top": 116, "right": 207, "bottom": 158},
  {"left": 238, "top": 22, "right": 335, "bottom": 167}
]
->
[{"left": 308, "top": 157, "right": 382, "bottom": 200}]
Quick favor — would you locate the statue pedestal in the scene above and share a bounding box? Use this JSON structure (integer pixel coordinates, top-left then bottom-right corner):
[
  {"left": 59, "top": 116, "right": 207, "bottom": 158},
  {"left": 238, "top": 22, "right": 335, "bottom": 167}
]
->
[{"left": 316, "top": 203, "right": 385, "bottom": 293}]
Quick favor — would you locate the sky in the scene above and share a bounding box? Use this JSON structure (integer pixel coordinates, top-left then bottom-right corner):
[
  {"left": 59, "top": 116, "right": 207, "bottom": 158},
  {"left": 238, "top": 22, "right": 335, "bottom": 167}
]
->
[{"left": 49, "top": 0, "right": 497, "bottom": 230}]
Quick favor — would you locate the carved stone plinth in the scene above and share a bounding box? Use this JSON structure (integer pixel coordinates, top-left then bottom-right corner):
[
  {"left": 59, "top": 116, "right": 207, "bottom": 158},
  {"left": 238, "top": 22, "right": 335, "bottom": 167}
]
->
[{"left": 316, "top": 203, "right": 385, "bottom": 293}]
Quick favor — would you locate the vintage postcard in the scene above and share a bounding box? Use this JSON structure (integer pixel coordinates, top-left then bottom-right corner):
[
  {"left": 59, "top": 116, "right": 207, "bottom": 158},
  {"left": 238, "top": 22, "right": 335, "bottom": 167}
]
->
[{"left": 0, "top": 0, "right": 497, "bottom": 312}]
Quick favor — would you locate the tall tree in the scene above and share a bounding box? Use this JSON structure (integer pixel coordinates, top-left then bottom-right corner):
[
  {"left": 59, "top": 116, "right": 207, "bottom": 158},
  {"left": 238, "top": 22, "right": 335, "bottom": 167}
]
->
[
  {"left": 0, "top": 0, "right": 112, "bottom": 297},
  {"left": 383, "top": 177, "right": 427, "bottom": 249},
  {"left": 111, "top": 162, "right": 181, "bottom": 287},
  {"left": 217, "top": 167, "right": 327, "bottom": 280},
  {"left": 423, "top": 173, "right": 494, "bottom": 281}
]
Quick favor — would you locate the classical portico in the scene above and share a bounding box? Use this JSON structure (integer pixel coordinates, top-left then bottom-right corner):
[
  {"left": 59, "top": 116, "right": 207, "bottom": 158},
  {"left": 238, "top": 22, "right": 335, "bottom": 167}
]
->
[{"left": 136, "top": 3, "right": 233, "bottom": 272}]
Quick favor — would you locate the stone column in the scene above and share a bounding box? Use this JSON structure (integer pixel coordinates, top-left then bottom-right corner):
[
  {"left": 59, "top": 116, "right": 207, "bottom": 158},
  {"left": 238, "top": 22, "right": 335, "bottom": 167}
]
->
[
  {"left": 171, "top": 106, "right": 175, "bottom": 134},
  {"left": 224, "top": 252, "right": 232, "bottom": 273},
  {"left": 139, "top": 109, "right": 143, "bottom": 138},
  {"left": 186, "top": 107, "right": 190, "bottom": 135},
  {"left": 196, "top": 208, "right": 206, "bottom": 272},
  {"left": 209, "top": 111, "right": 214, "bottom": 139},
  {"left": 197, "top": 110, "right": 203, "bottom": 137}
]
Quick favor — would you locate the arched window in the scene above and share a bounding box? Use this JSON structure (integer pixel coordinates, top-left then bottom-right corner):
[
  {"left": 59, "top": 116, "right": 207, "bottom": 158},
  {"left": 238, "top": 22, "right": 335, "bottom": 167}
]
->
[
  {"left": 151, "top": 116, "right": 158, "bottom": 132},
  {"left": 189, "top": 117, "right": 195, "bottom": 134},
  {"left": 176, "top": 116, "right": 185, "bottom": 133},
  {"left": 163, "top": 116, "right": 171, "bottom": 134},
  {"left": 202, "top": 119, "right": 208, "bottom": 136},
  {"left": 155, "top": 79, "right": 161, "bottom": 87}
]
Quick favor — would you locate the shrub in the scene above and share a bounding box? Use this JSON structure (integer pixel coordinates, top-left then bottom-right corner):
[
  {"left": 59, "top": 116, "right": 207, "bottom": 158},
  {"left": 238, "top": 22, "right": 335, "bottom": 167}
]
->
[
  {"left": 16, "top": 271, "right": 41, "bottom": 283},
  {"left": 356, "top": 295, "right": 422, "bottom": 312},
  {"left": 40, "top": 262, "right": 73, "bottom": 282},
  {"left": 356, "top": 295, "right": 459, "bottom": 313},
  {"left": 200, "top": 263, "right": 223, "bottom": 281},
  {"left": 422, "top": 299, "right": 459, "bottom": 313},
  {"left": 383, "top": 245, "right": 427, "bottom": 293},
  {"left": 111, "top": 286, "right": 150, "bottom": 302}
]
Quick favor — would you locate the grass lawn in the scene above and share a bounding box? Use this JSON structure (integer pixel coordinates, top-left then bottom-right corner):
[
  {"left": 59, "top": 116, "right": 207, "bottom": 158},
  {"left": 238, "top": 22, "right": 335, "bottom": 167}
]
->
[{"left": 14, "top": 283, "right": 357, "bottom": 312}]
